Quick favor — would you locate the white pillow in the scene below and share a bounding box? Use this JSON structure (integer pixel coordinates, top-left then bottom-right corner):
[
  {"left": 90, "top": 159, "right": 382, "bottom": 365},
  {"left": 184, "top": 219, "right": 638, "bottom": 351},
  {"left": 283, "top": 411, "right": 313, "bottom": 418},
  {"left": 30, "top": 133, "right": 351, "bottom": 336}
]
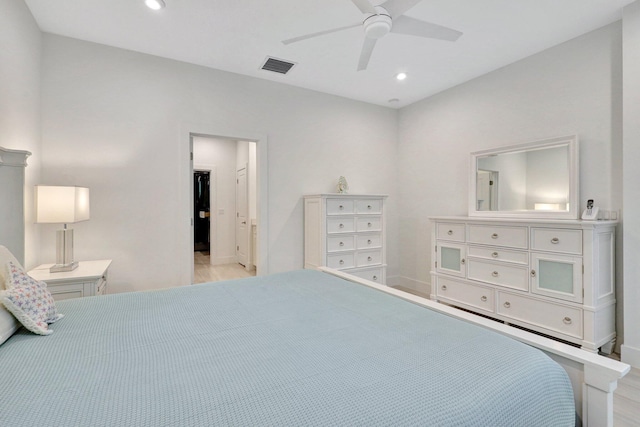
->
[
  {"left": 0, "top": 246, "right": 21, "bottom": 344},
  {"left": 1, "top": 261, "right": 63, "bottom": 335}
]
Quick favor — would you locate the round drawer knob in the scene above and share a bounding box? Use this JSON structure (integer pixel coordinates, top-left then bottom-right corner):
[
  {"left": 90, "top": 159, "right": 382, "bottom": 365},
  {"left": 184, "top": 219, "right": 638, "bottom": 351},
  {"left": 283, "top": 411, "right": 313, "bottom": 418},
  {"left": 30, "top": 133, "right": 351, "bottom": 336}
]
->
[
  {"left": 503, "top": 302, "right": 511, "bottom": 308},
  {"left": 563, "top": 317, "right": 572, "bottom": 325},
  {"left": 491, "top": 252, "right": 498, "bottom": 258},
  {"left": 367, "top": 205, "right": 372, "bottom": 210},
  {"left": 441, "top": 285, "right": 447, "bottom": 291},
  {"left": 367, "top": 256, "right": 373, "bottom": 261},
  {"left": 339, "top": 223, "right": 344, "bottom": 229},
  {"left": 491, "top": 233, "right": 499, "bottom": 239},
  {"left": 339, "top": 260, "right": 344, "bottom": 265},
  {"left": 551, "top": 237, "right": 560, "bottom": 244},
  {"left": 461, "top": 258, "right": 466, "bottom": 265},
  {"left": 491, "top": 271, "right": 499, "bottom": 277},
  {"left": 531, "top": 269, "right": 536, "bottom": 277},
  {"left": 367, "top": 239, "right": 372, "bottom": 245},
  {"left": 447, "top": 230, "right": 453, "bottom": 235},
  {"left": 339, "top": 242, "right": 344, "bottom": 247},
  {"left": 372, "top": 275, "right": 378, "bottom": 281},
  {"left": 481, "top": 296, "right": 487, "bottom": 302},
  {"left": 367, "top": 222, "right": 372, "bottom": 227},
  {"left": 339, "top": 205, "right": 344, "bottom": 210}
]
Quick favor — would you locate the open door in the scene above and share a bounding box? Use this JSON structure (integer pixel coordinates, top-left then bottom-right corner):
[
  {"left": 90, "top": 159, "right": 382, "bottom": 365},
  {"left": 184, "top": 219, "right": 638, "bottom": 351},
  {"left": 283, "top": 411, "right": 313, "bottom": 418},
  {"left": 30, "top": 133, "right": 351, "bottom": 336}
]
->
[{"left": 236, "top": 165, "right": 248, "bottom": 267}]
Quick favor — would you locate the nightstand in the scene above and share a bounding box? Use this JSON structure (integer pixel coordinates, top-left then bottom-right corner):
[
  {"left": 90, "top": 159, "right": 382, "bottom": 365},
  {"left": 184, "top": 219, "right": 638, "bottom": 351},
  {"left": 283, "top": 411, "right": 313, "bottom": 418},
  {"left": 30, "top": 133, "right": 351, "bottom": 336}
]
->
[{"left": 28, "top": 260, "right": 112, "bottom": 301}]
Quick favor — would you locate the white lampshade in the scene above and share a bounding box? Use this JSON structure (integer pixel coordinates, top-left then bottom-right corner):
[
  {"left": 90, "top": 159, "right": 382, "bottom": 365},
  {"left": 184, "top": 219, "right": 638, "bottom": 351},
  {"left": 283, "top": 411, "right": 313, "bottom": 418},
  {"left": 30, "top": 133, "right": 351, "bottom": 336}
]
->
[{"left": 35, "top": 186, "right": 90, "bottom": 224}]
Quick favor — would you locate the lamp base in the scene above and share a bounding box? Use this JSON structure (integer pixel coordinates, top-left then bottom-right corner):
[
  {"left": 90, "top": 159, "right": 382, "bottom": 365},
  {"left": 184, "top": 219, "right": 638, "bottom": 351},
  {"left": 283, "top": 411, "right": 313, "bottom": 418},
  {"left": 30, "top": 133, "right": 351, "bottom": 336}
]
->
[{"left": 50, "top": 261, "right": 79, "bottom": 273}]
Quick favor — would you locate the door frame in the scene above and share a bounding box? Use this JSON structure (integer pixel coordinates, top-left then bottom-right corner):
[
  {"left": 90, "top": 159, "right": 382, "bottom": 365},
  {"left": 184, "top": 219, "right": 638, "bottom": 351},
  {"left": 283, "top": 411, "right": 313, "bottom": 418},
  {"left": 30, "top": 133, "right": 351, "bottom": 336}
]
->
[
  {"left": 181, "top": 123, "right": 268, "bottom": 285},
  {"left": 194, "top": 164, "right": 217, "bottom": 264},
  {"left": 235, "top": 163, "right": 249, "bottom": 268}
]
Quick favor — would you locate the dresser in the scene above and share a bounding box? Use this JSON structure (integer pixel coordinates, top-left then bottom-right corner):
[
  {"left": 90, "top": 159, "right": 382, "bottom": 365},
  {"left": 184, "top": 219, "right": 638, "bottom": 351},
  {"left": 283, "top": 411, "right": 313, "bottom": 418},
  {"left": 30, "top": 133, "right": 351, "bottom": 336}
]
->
[
  {"left": 28, "top": 260, "right": 112, "bottom": 301},
  {"left": 430, "top": 217, "right": 616, "bottom": 353},
  {"left": 304, "top": 194, "right": 387, "bottom": 285}
]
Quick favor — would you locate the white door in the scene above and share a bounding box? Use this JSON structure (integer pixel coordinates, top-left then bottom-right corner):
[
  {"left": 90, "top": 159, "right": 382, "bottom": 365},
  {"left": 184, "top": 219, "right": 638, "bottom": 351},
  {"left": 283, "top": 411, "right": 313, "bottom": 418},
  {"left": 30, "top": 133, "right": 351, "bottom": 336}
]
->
[
  {"left": 236, "top": 166, "right": 248, "bottom": 266},
  {"left": 476, "top": 169, "right": 498, "bottom": 211}
]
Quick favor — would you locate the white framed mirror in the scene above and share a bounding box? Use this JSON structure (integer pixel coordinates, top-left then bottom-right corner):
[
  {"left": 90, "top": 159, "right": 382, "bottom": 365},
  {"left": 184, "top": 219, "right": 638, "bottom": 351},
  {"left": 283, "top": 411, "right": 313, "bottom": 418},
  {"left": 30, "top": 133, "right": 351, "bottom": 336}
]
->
[{"left": 469, "top": 135, "right": 579, "bottom": 219}]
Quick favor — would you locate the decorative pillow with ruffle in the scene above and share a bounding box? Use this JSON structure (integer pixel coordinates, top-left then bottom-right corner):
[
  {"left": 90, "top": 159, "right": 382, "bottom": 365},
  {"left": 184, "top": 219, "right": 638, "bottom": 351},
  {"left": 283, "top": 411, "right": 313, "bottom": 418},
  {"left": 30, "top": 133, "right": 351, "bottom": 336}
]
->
[{"left": 0, "top": 261, "right": 63, "bottom": 335}]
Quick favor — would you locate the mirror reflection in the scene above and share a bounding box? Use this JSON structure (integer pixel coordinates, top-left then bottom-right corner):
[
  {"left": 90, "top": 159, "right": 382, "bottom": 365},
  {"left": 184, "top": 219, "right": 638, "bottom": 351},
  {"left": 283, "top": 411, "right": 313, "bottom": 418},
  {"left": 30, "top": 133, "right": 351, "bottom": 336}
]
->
[{"left": 475, "top": 144, "right": 570, "bottom": 212}]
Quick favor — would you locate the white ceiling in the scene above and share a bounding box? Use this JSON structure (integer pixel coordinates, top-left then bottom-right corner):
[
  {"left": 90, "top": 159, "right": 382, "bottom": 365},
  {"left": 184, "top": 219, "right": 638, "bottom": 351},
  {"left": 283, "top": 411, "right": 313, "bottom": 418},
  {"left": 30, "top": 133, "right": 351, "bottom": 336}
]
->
[{"left": 25, "top": 0, "right": 633, "bottom": 108}]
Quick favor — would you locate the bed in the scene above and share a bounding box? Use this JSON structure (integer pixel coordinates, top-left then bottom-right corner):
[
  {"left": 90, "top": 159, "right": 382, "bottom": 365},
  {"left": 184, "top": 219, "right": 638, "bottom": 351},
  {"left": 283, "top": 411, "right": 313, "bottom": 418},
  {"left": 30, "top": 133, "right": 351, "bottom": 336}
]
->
[
  {"left": 1, "top": 238, "right": 631, "bottom": 426},
  {"left": 1, "top": 257, "right": 610, "bottom": 427}
]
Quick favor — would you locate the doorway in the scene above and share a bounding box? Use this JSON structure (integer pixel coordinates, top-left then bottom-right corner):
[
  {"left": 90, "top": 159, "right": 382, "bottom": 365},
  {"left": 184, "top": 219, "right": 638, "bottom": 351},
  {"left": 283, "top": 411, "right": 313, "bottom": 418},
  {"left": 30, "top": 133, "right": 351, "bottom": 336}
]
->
[{"left": 191, "top": 136, "right": 258, "bottom": 283}]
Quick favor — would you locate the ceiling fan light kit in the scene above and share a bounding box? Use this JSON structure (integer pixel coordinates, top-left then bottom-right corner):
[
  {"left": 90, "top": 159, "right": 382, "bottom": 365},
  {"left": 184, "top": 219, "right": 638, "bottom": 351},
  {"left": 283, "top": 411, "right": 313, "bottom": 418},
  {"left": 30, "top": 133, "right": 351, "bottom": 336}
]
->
[{"left": 281, "top": 0, "right": 462, "bottom": 71}]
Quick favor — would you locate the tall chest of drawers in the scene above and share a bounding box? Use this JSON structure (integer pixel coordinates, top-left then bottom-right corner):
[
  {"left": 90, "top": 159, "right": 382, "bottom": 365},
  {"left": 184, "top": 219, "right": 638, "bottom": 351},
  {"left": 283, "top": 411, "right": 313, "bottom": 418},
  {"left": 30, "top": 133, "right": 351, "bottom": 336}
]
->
[
  {"left": 304, "top": 194, "right": 387, "bottom": 285},
  {"left": 430, "top": 216, "right": 616, "bottom": 353}
]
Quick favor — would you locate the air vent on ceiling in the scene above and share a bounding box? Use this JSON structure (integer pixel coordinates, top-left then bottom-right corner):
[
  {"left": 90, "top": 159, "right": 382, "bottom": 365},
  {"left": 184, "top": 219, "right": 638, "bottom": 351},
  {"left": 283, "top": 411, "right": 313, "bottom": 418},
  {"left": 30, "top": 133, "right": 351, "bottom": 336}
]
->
[{"left": 261, "top": 57, "right": 296, "bottom": 75}]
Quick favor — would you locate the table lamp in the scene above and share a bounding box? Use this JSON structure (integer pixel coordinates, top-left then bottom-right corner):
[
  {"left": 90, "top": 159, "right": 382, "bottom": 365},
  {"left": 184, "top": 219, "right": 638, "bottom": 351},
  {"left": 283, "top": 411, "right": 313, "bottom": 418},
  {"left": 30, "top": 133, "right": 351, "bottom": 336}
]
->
[{"left": 35, "top": 186, "right": 90, "bottom": 272}]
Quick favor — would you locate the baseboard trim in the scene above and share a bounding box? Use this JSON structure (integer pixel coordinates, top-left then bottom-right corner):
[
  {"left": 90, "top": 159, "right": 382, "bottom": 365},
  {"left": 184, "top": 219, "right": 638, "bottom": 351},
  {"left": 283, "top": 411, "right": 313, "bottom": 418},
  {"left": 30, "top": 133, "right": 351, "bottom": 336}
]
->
[{"left": 621, "top": 344, "right": 640, "bottom": 368}]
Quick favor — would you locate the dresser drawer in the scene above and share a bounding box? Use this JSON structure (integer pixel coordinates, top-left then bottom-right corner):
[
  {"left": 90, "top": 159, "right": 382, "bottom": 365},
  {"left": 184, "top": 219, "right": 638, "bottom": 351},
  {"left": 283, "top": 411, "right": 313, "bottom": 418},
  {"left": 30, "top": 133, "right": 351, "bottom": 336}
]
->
[
  {"left": 436, "top": 223, "right": 465, "bottom": 242},
  {"left": 327, "top": 235, "right": 355, "bottom": 252},
  {"left": 531, "top": 228, "right": 582, "bottom": 255},
  {"left": 327, "top": 217, "right": 355, "bottom": 233},
  {"left": 327, "top": 253, "right": 355, "bottom": 269},
  {"left": 356, "top": 249, "right": 382, "bottom": 267},
  {"left": 356, "top": 199, "right": 382, "bottom": 214},
  {"left": 467, "top": 245, "right": 528, "bottom": 265},
  {"left": 468, "top": 225, "right": 528, "bottom": 249},
  {"left": 356, "top": 216, "right": 382, "bottom": 232},
  {"left": 467, "top": 259, "right": 528, "bottom": 291},
  {"left": 348, "top": 267, "right": 384, "bottom": 284},
  {"left": 497, "top": 292, "right": 583, "bottom": 339},
  {"left": 356, "top": 234, "right": 382, "bottom": 249},
  {"left": 326, "top": 199, "right": 354, "bottom": 215},
  {"left": 436, "top": 276, "right": 495, "bottom": 313}
]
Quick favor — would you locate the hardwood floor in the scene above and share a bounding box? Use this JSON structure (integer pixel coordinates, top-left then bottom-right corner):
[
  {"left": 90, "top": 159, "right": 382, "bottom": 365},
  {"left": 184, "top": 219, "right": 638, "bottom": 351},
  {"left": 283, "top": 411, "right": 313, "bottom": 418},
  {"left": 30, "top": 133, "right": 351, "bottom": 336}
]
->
[
  {"left": 392, "top": 285, "right": 640, "bottom": 426},
  {"left": 193, "top": 251, "right": 255, "bottom": 284}
]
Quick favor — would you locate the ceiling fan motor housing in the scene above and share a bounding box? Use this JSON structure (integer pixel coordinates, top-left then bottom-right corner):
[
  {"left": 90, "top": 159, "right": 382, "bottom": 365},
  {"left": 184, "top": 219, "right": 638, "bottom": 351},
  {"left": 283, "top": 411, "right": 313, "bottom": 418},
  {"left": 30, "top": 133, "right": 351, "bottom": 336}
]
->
[{"left": 363, "top": 7, "right": 392, "bottom": 39}]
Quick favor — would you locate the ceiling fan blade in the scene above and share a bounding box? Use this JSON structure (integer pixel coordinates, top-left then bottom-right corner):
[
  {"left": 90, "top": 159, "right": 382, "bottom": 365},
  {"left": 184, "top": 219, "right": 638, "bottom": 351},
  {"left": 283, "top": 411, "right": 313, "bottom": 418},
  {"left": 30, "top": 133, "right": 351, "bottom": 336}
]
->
[
  {"left": 351, "top": 0, "right": 377, "bottom": 15},
  {"left": 357, "top": 37, "right": 378, "bottom": 71},
  {"left": 391, "top": 15, "right": 462, "bottom": 41},
  {"left": 282, "top": 22, "right": 361, "bottom": 45},
  {"left": 380, "top": 0, "right": 423, "bottom": 19}
]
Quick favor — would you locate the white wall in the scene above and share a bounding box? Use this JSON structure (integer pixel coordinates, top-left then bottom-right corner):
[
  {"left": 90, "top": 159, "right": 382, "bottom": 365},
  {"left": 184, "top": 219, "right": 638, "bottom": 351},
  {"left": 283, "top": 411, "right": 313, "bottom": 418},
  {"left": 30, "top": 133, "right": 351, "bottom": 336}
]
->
[
  {"left": 0, "top": 0, "right": 42, "bottom": 269},
  {"left": 397, "top": 23, "right": 623, "bottom": 331},
  {"left": 621, "top": 1, "right": 640, "bottom": 367},
  {"left": 39, "top": 34, "right": 399, "bottom": 292},
  {"left": 193, "top": 136, "right": 237, "bottom": 265}
]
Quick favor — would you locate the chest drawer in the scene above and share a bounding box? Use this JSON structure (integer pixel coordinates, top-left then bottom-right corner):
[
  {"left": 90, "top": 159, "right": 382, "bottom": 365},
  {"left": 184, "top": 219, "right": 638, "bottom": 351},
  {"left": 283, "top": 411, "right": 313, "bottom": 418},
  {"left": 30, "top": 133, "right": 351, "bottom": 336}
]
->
[
  {"left": 531, "top": 228, "right": 582, "bottom": 255},
  {"left": 327, "top": 217, "right": 355, "bottom": 233},
  {"left": 468, "top": 224, "right": 528, "bottom": 249},
  {"left": 356, "top": 199, "right": 382, "bottom": 214},
  {"left": 467, "top": 259, "right": 528, "bottom": 291},
  {"left": 467, "top": 245, "right": 528, "bottom": 265},
  {"left": 349, "top": 267, "right": 384, "bottom": 284},
  {"left": 327, "top": 253, "right": 355, "bottom": 269},
  {"left": 436, "top": 276, "right": 495, "bottom": 313},
  {"left": 326, "top": 199, "right": 354, "bottom": 215},
  {"left": 436, "top": 223, "right": 466, "bottom": 242},
  {"left": 497, "top": 291, "right": 583, "bottom": 339},
  {"left": 356, "top": 217, "right": 382, "bottom": 232},
  {"left": 327, "top": 235, "right": 355, "bottom": 252},
  {"left": 356, "top": 234, "right": 382, "bottom": 249},
  {"left": 356, "top": 249, "right": 382, "bottom": 267}
]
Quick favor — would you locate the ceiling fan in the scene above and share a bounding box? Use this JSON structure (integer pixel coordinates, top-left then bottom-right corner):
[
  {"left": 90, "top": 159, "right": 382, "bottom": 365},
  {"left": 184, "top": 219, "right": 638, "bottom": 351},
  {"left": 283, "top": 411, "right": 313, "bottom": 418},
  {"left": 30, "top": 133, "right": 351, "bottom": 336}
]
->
[{"left": 282, "top": 0, "right": 463, "bottom": 71}]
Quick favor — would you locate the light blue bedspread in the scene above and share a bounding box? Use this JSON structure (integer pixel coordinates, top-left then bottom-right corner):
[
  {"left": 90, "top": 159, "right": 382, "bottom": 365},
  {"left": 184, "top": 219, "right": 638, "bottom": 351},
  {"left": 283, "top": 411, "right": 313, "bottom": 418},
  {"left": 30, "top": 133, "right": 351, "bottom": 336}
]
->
[{"left": 1, "top": 269, "right": 574, "bottom": 426}]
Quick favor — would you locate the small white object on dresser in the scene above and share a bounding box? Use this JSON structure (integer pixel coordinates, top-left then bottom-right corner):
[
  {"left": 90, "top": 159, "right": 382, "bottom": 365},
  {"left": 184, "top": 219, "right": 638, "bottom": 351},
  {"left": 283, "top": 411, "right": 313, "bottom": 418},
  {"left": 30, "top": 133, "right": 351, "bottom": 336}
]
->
[
  {"left": 304, "top": 194, "right": 387, "bottom": 285},
  {"left": 430, "top": 217, "right": 616, "bottom": 353},
  {"left": 28, "top": 260, "right": 112, "bottom": 301}
]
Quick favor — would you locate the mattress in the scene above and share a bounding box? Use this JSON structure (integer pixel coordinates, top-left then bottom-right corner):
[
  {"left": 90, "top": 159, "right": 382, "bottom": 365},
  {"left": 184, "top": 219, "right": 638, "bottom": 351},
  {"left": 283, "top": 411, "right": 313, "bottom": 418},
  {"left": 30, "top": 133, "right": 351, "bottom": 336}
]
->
[{"left": 1, "top": 269, "right": 575, "bottom": 426}]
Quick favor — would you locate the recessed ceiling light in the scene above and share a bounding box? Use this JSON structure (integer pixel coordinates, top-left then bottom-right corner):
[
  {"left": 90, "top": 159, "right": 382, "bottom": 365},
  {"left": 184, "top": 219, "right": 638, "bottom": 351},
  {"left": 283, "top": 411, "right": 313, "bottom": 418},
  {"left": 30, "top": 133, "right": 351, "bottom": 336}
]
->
[
  {"left": 145, "top": 0, "right": 165, "bottom": 10},
  {"left": 396, "top": 72, "right": 407, "bottom": 81}
]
